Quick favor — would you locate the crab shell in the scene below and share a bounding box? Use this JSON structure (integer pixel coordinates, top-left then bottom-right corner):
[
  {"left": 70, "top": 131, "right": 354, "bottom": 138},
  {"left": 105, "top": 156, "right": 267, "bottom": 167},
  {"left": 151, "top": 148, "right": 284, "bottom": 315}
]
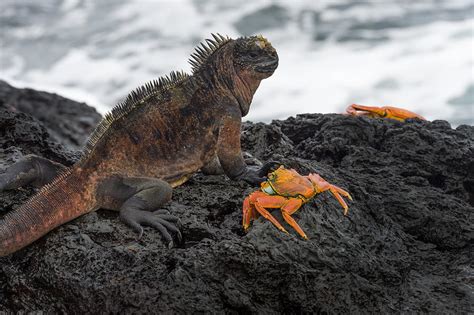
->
[{"left": 260, "top": 166, "right": 315, "bottom": 200}]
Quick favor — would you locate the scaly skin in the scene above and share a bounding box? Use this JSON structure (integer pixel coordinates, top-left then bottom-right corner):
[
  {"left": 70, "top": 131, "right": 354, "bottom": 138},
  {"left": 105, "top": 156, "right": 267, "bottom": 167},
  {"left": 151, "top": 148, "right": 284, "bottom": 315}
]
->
[{"left": 0, "top": 34, "right": 279, "bottom": 256}]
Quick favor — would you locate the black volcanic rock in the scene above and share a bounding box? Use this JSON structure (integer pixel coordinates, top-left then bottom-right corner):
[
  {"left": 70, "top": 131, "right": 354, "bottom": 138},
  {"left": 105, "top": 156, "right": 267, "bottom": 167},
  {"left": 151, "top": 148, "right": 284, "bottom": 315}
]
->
[
  {"left": 0, "top": 85, "right": 472, "bottom": 313},
  {"left": 0, "top": 80, "right": 101, "bottom": 149}
]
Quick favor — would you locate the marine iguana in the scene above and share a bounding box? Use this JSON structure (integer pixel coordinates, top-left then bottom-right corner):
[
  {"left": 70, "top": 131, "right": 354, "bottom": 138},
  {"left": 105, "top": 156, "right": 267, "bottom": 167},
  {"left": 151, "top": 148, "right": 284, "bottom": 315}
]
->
[{"left": 0, "top": 34, "right": 279, "bottom": 256}]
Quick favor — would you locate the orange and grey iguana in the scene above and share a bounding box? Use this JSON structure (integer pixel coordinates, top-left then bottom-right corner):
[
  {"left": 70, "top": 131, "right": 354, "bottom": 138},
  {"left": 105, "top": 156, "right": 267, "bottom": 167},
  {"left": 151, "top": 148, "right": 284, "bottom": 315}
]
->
[{"left": 0, "top": 34, "right": 279, "bottom": 256}]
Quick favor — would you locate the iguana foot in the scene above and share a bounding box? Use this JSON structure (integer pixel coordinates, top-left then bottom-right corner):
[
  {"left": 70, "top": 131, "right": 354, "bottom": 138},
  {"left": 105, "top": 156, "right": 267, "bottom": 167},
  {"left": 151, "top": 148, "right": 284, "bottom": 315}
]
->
[
  {"left": 120, "top": 208, "right": 181, "bottom": 248},
  {"left": 0, "top": 154, "right": 66, "bottom": 190},
  {"left": 98, "top": 176, "right": 182, "bottom": 247}
]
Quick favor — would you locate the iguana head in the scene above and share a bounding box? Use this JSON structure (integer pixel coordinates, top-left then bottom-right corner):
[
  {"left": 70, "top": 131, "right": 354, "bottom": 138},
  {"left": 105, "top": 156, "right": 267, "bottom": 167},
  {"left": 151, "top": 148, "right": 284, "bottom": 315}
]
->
[
  {"left": 233, "top": 35, "right": 279, "bottom": 80},
  {"left": 189, "top": 34, "right": 279, "bottom": 117},
  {"left": 229, "top": 35, "right": 278, "bottom": 116}
]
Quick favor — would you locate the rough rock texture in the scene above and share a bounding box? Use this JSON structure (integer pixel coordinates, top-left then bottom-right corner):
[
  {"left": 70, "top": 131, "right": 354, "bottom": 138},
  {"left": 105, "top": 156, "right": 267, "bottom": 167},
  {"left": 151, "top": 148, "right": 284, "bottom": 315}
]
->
[
  {"left": 0, "top": 85, "right": 473, "bottom": 313},
  {"left": 0, "top": 80, "right": 101, "bottom": 149}
]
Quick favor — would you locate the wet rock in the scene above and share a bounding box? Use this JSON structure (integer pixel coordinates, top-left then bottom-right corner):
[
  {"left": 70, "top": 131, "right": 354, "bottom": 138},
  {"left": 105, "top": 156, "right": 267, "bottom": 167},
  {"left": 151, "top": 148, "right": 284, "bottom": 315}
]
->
[{"left": 0, "top": 88, "right": 473, "bottom": 313}]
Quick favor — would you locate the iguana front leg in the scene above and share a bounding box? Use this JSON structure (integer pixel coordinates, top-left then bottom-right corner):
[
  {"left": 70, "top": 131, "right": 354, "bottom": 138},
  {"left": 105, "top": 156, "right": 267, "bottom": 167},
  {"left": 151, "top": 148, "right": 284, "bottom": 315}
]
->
[
  {"left": 0, "top": 154, "right": 66, "bottom": 190},
  {"left": 216, "top": 110, "right": 276, "bottom": 185},
  {"left": 97, "top": 176, "right": 181, "bottom": 247}
]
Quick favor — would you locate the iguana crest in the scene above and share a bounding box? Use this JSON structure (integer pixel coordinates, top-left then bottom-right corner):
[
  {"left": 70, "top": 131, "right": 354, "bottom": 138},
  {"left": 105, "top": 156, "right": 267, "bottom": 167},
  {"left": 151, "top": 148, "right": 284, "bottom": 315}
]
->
[
  {"left": 81, "top": 70, "right": 190, "bottom": 160},
  {"left": 188, "top": 33, "right": 231, "bottom": 73}
]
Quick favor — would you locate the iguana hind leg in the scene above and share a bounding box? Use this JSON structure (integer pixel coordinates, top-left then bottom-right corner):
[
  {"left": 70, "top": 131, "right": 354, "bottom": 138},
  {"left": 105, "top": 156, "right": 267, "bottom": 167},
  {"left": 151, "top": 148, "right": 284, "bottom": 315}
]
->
[
  {"left": 0, "top": 154, "right": 66, "bottom": 190},
  {"left": 97, "top": 176, "right": 181, "bottom": 248}
]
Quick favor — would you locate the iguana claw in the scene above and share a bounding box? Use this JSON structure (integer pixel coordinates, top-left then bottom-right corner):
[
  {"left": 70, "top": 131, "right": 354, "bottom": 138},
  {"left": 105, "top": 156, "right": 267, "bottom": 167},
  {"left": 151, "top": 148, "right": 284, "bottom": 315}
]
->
[{"left": 120, "top": 208, "right": 181, "bottom": 246}]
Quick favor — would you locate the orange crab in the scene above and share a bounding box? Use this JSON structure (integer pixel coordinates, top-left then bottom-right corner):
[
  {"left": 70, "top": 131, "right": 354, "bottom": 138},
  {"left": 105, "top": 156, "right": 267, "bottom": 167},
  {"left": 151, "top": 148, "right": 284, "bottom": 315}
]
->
[
  {"left": 346, "top": 104, "right": 426, "bottom": 121},
  {"left": 242, "top": 165, "right": 352, "bottom": 239}
]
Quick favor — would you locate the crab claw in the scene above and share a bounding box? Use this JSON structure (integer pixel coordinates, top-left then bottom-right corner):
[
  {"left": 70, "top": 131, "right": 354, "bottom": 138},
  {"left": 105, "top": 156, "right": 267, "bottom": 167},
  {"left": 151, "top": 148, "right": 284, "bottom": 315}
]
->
[
  {"left": 346, "top": 104, "right": 425, "bottom": 122},
  {"left": 307, "top": 173, "right": 352, "bottom": 215}
]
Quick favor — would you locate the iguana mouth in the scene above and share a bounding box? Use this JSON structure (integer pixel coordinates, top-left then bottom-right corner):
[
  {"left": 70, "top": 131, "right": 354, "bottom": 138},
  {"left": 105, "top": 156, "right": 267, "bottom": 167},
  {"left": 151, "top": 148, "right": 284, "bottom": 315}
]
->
[{"left": 255, "top": 59, "right": 278, "bottom": 73}]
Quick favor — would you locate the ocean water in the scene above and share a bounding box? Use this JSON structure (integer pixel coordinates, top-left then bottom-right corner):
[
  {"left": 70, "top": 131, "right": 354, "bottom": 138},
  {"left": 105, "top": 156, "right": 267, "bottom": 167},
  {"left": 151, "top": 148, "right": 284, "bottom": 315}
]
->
[{"left": 0, "top": 0, "right": 473, "bottom": 125}]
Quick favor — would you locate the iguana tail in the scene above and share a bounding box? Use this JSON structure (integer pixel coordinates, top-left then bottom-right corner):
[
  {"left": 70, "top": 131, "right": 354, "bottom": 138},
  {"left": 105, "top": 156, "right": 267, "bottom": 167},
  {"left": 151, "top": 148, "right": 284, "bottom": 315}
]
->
[{"left": 0, "top": 167, "right": 97, "bottom": 257}]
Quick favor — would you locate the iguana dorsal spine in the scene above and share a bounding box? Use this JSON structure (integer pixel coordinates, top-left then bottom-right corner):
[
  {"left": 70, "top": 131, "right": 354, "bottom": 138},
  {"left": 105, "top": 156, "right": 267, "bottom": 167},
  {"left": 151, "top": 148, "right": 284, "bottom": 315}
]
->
[{"left": 81, "top": 70, "right": 190, "bottom": 161}]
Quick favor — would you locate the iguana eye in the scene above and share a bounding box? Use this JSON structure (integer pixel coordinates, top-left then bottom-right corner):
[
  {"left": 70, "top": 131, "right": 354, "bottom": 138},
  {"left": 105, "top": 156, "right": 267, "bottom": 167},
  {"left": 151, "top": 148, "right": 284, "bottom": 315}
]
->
[{"left": 249, "top": 51, "right": 259, "bottom": 58}]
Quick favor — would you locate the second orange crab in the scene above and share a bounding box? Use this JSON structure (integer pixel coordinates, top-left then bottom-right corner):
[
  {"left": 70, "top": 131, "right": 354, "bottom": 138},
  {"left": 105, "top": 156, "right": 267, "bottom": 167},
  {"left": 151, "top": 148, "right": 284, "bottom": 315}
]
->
[
  {"left": 243, "top": 166, "right": 352, "bottom": 239},
  {"left": 346, "top": 104, "right": 426, "bottom": 121}
]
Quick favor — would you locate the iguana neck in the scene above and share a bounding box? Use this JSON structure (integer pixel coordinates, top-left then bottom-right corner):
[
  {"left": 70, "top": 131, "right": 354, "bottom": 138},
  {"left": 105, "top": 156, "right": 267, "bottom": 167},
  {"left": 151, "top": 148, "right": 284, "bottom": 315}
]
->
[{"left": 232, "top": 70, "right": 260, "bottom": 116}]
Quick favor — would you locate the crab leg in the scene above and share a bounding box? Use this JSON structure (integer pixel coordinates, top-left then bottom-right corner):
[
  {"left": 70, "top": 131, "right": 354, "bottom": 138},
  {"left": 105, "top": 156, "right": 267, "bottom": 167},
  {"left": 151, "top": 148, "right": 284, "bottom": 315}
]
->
[
  {"left": 383, "top": 106, "right": 425, "bottom": 121},
  {"left": 243, "top": 191, "right": 287, "bottom": 232},
  {"left": 253, "top": 203, "right": 288, "bottom": 234},
  {"left": 242, "top": 197, "right": 254, "bottom": 231},
  {"left": 307, "top": 173, "right": 352, "bottom": 215},
  {"left": 346, "top": 104, "right": 387, "bottom": 118},
  {"left": 280, "top": 198, "right": 306, "bottom": 239},
  {"left": 243, "top": 191, "right": 269, "bottom": 228},
  {"left": 253, "top": 195, "right": 309, "bottom": 239}
]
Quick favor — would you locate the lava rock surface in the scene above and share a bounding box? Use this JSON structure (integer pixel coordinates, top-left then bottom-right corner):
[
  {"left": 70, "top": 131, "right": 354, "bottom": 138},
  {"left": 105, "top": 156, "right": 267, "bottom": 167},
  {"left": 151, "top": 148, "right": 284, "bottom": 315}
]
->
[
  {"left": 0, "top": 84, "right": 473, "bottom": 313},
  {"left": 0, "top": 80, "right": 101, "bottom": 149}
]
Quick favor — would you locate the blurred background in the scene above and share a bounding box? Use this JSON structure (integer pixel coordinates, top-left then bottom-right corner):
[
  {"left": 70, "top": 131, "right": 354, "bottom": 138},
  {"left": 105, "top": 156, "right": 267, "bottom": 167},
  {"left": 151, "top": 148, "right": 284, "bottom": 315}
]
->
[{"left": 0, "top": 0, "right": 473, "bottom": 125}]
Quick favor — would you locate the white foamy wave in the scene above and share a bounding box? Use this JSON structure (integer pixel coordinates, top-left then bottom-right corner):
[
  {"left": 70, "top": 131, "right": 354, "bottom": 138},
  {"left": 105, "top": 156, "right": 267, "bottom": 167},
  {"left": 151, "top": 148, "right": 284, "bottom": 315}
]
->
[{"left": 0, "top": 0, "right": 472, "bottom": 125}]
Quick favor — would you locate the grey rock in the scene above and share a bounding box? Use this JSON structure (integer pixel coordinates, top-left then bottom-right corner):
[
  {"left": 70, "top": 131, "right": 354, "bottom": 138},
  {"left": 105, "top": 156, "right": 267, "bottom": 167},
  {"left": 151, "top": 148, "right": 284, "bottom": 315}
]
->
[{"left": 0, "top": 80, "right": 101, "bottom": 149}]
